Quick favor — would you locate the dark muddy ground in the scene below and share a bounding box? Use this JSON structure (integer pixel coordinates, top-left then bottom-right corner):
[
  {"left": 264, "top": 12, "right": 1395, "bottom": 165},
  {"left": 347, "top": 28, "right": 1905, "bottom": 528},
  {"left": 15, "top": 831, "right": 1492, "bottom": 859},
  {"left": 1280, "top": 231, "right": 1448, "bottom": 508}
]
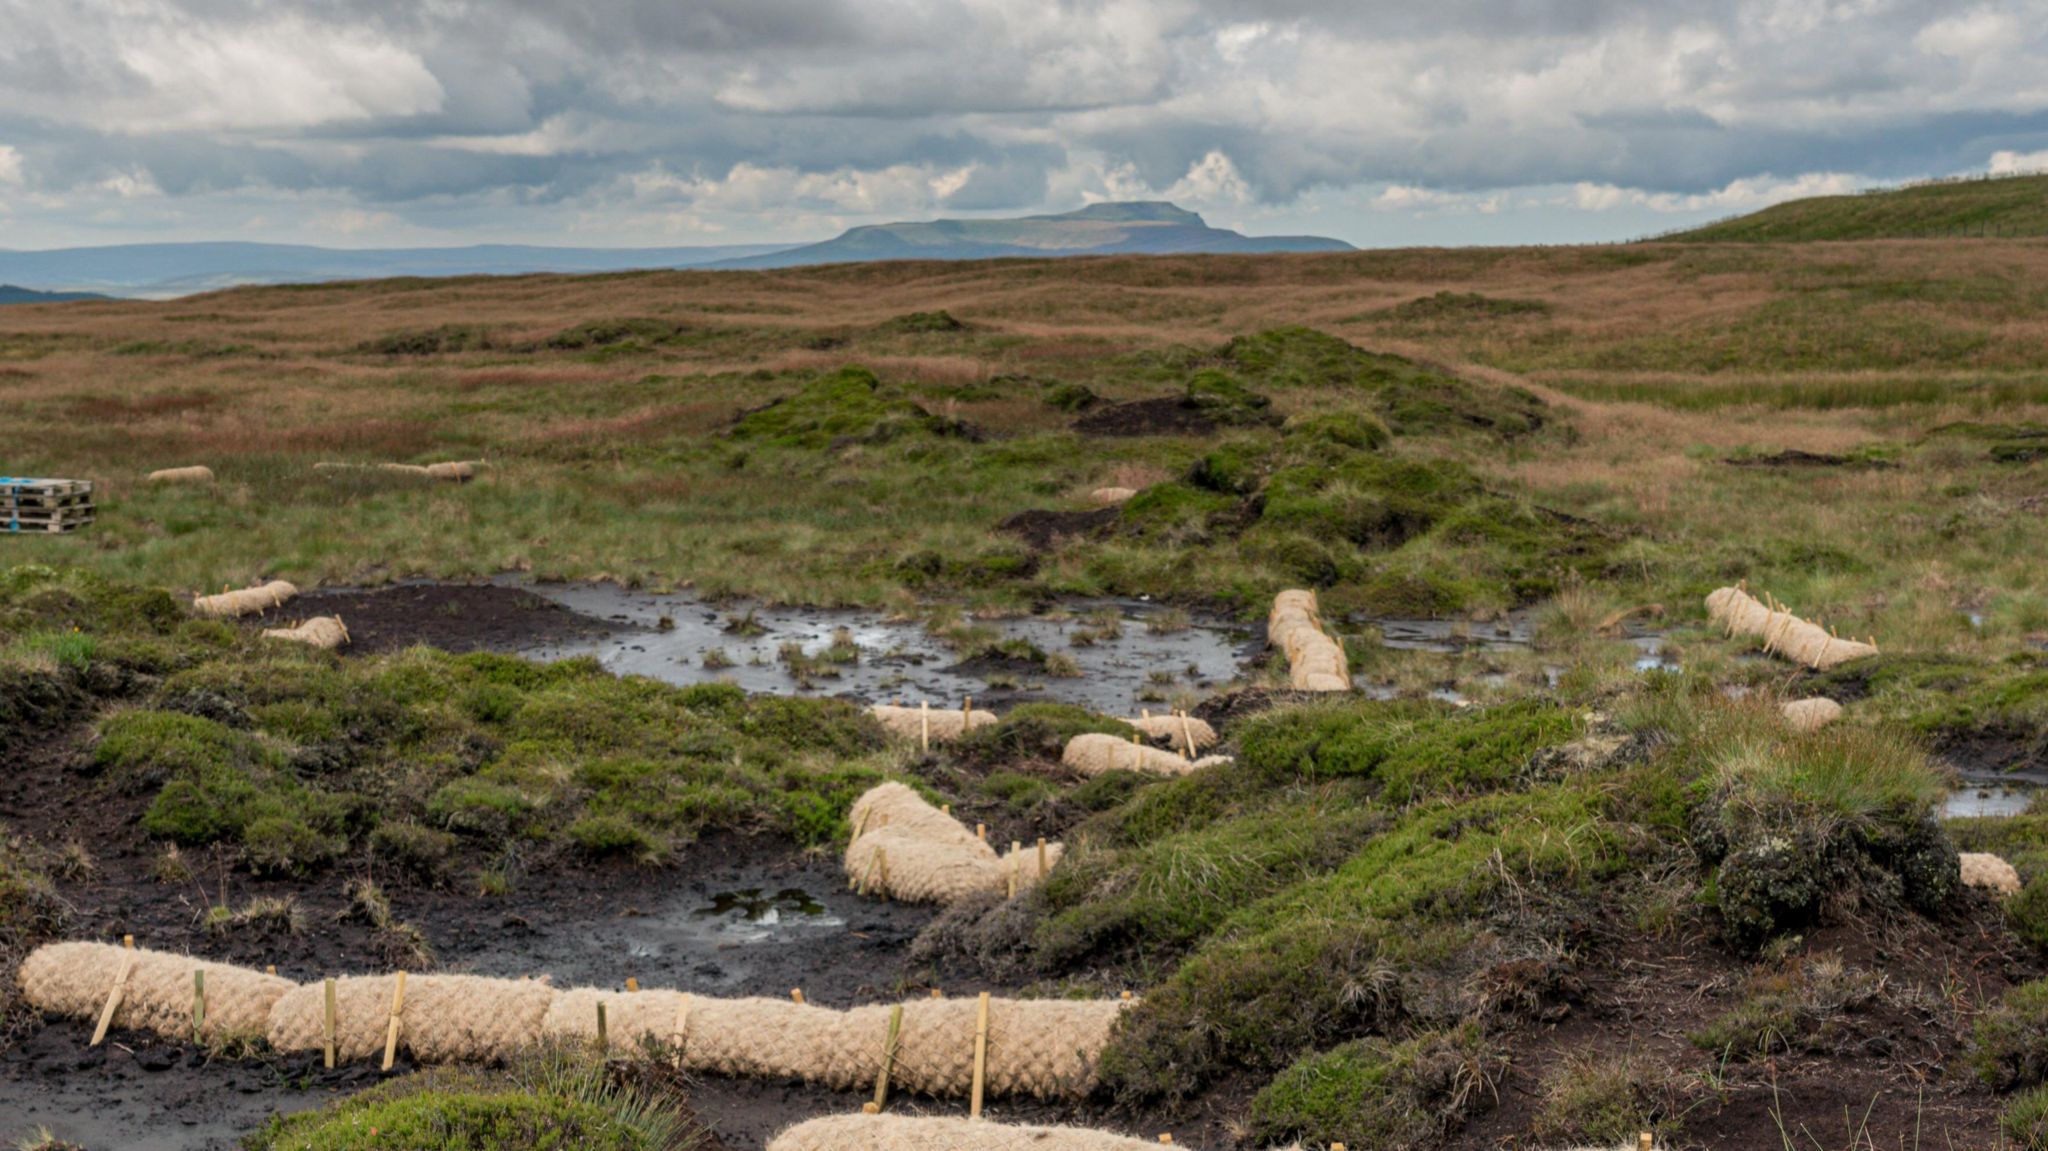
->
[
  {"left": 290, "top": 583, "right": 624, "bottom": 655},
  {"left": 1073, "top": 398, "right": 1217, "bottom": 438},
  {"left": 0, "top": 722, "right": 1219, "bottom": 1150}
]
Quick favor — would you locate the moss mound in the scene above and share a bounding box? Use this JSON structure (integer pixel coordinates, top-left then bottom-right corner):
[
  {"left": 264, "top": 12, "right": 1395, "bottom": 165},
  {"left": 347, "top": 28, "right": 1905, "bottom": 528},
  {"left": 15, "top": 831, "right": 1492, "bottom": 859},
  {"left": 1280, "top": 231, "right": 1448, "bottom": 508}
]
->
[
  {"left": 1219, "top": 326, "right": 1547, "bottom": 437},
  {"left": 1247, "top": 1026, "right": 1494, "bottom": 1150},
  {"left": 730, "top": 366, "right": 965, "bottom": 449}
]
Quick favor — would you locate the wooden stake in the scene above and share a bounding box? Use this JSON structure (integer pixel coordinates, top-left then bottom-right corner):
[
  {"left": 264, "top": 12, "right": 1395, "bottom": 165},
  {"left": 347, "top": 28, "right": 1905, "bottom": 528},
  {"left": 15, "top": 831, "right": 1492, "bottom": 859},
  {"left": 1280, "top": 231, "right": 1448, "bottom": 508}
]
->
[
  {"left": 381, "top": 971, "right": 406, "bottom": 1072},
  {"left": 920, "top": 700, "right": 930, "bottom": 752},
  {"left": 1007, "top": 863, "right": 1017, "bottom": 900},
  {"left": 596, "top": 1001, "right": 608, "bottom": 1050},
  {"left": 790, "top": 988, "right": 806, "bottom": 1005},
  {"left": 1036, "top": 837, "right": 1048, "bottom": 877},
  {"left": 941, "top": 804, "right": 950, "bottom": 816},
  {"left": 626, "top": 977, "right": 639, "bottom": 993},
  {"left": 670, "top": 993, "right": 692, "bottom": 1068},
  {"left": 192, "top": 970, "right": 206, "bottom": 1041},
  {"left": 265, "top": 965, "right": 276, "bottom": 976},
  {"left": 861, "top": 847, "right": 882, "bottom": 896},
  {"left": 963, "top": 696, "right": 972, "bottom": 728},
  {"left": 1159, "top": 1136, "right": 1173, "bottom": 1145},
  {"left": 862, "top": 1102, "right": 880, "bottom": 1114},
  {"left": 976, "top": 822, "right": 986, "bottom": 841},
  {"left": 1177, "top": 710, "right": 1197, "bottom": 760},
  {"left": 323, "top": 978, "right": 336, "bottom": 1069},
  {"left": 969, "top": 992, "right": 991, "bottom": 1120},
  {"left": 91, "top": 950, "right": 137, "bottom": 1047},
  {"left": 871, "top": 1003, "right": 903, "bottom": 1111},
  {"left": 930, "top": 988, "right": 942, "bottom": 999},
  {"left": 1638, "top": 1135, "right": 1653, "bottom": 1151}
]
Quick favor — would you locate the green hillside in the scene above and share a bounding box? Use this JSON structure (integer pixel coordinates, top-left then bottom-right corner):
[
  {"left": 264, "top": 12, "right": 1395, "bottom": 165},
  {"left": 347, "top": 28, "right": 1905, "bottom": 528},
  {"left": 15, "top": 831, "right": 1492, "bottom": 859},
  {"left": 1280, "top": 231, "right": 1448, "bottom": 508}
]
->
[{"left": 1669, "top": 173, "right": 2048, "bottom": 241}]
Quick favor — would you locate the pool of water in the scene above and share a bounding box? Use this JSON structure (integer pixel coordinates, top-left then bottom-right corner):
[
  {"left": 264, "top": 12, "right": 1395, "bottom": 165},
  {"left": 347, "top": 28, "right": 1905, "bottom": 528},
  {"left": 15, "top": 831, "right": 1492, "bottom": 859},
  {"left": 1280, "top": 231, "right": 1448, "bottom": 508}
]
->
[
  {"left": 513, "top": 584, "right": 1261, "bottom": 715},
  {"left": 1946, "top": 785, "right": 2035, "bottom": 818}
]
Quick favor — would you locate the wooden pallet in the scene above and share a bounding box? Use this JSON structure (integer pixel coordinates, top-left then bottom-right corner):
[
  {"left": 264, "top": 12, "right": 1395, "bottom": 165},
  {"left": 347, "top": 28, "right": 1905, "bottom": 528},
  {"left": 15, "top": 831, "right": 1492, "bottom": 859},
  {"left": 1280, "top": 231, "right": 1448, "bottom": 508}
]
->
[{"left": 2, "top": 478, "right": 97, "bottom": 534}]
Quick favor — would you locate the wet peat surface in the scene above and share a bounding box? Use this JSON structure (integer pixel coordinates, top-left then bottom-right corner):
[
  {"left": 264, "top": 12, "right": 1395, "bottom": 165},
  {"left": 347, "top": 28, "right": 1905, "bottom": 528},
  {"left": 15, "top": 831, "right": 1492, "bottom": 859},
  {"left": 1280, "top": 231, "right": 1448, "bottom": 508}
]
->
[
  {"left": 0, "top": 725, "right": 1226, "bottom": 1151},
  {"left": 290, "top": 583, "right": 625, "bottom": 655}
]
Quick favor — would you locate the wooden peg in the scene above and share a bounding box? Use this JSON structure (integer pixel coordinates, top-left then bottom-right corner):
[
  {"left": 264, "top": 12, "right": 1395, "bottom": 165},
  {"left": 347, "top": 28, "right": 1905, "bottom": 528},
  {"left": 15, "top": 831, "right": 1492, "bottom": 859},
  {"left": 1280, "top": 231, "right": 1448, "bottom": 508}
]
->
[
  {"left": 1159, "top": 1136, "right": 1173, "bottom": 1145},
  {"left": 626, "top": 977, "right": 639, "bottom": 993},
  {"left": 1178, "top": 710, "right": 1197, "bottom": 759},
  {"left": 1120, "top": 990, "right": 1134, "bottom": 1001},
  {"left": 265, "top": 965, "right": 276, "bottom": 976},
  {"left": 381, "top": 971, "right": 407, "bottom": 1072},
  {"left": 1007, "top": 864, "right": 1017, "bottom": 900},
  {"left": 323, "top": 978, "right": 337, "bottom": 1069},
  {"left": 596, "top": 1001, "right": 609, "bottom": 1050},
  {"left": 920, "top": 700, "right": 930, "bottom": 752},
  {"left": 930, "top": 988, "right": 942, "bottom": 999},
  {"left": 941, "top": 803, "right": 951, "bottom": 816},
  {"left": 872, "top": 1002, "right": 903, "bottom": 1111},
  {"left": 670, "top": 993, "right": 692, "bottom": 1067},
  {"left": 1638, "top": 1135, "right": 1653, "bottom": 1151},
  {"left": 976, "top": 823, "right": 986, "bottom": 841},
  {"left": 877, "top": 848, "right": 890, "bottom": 901},
  {"left": 863, "top": 1102, "right": 880, "bottom": 1114},
  {"left": 969, "top": 992, "right": 992, "bottom": 1120},
  {"left": 123, "top": 934, "right": 134, "bottom": 950},
  {"left": 192, "top": 970, "right": 206, "bottom": 1040},
  {"left": 791, "top": 988, "right": 806, "bottom": 1005},
  {"left": 1334, "top": 1144, "right": 1347, "bottom": 1151},
  {"left": 1037, "top": 837, "right": 1048, "bottom": 876},
  {"left": 91, "top": 949, "right": 138, "bottom": 1047},
  {"left": 963, "top": 696, "right": 972, "bottom": 725}
]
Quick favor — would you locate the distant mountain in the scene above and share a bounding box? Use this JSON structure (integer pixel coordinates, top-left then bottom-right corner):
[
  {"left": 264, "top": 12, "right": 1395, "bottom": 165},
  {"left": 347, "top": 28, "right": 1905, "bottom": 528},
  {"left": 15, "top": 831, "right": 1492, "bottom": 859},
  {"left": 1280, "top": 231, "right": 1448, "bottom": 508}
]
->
[
  {"left": 0, "top": 242, "right": 793, "bottom": 299},
  {"left": 1665, "top": 174, "right": 2048, "bottom": 241},
  {"left": 712, "top": 202, "right": 1352, "bottom": 268},
  {"left": 0, "top": 284, "right": 113, "bottom": 305}
]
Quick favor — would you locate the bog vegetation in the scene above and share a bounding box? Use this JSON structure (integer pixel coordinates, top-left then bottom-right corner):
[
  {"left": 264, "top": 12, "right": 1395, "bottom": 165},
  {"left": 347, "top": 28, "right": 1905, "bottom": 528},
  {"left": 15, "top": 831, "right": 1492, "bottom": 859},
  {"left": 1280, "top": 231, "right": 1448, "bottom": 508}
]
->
[{"left": 2, "top": 234, "right": 2048, "bottom": 1149}]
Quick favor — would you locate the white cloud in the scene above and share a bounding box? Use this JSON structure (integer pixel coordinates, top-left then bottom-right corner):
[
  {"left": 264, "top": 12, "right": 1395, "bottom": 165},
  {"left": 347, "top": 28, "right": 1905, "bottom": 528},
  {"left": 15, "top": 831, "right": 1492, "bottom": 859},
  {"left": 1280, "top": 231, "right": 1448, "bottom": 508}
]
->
[
  {"left": 0, "top": 145, "right": 21, "bottom": 185},
  {"left": 1566, "top": 171, "right": 1863, "bottom": 214},
  {"left": 1990, "top": 149, "right": 2048, "bottom": 175}
]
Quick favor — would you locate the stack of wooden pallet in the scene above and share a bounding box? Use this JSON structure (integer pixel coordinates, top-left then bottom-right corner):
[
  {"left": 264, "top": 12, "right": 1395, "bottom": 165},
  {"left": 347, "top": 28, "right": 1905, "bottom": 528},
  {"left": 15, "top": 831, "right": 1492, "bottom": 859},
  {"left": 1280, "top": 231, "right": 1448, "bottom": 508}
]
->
[{"left": 2, "top": 477, "right": 96, "bottom": 534}]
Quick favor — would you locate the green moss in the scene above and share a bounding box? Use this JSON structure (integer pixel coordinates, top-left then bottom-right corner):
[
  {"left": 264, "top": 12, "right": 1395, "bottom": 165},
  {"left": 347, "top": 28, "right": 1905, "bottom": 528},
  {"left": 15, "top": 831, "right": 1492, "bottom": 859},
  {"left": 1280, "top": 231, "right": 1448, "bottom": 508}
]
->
[
  {"left": 1102, "top": 781, "right": 1629, "bottom": 1098},
  {"left": 1284, "top": 410, "right": 1391, "bottom": 454},
  {"left": 1258, "top": 455, "right": 1477, "bottom": 550},
  {"left": 1184, "top": 369, "right": 1277, "bottom": 427},
  {"left": 1246, "top": 1026, "right": 1492, "bottom": 1150},
  {"left": 1042, "top": 380, "right": 1100, "bottom": 411},
  {"left": 245, "top": 1058, "right": 699, "bottom": 1151},
  {"left": 1034, "top": 788, "right": 1384, "bottom": 968},
  {"left": 0, "top": 825, "right": 64, "bottom": 961},
  {"left": 1187, "top": 439, "right": 1273, "bottom": 496},
  {"left": 1232, "top": 699, "right": 1579, "bottom": 803},
  {"left": 953, "top": 702, "right": 1136, "bottom": 767},
  {"left": 1218, "top": 326, "right": 1547, "bottom": 437},
  {"left": 242, "top": 815, "right": 347, "bottom": 877},
  {"left": 730, "top": 366, "right": 958, "bottom": 449},
  {"left": 1117, "top": 482, "right": 1239, "bottom": 543},
  {"left": 567, "top": 814, "right": 667, "bottom": 862}
]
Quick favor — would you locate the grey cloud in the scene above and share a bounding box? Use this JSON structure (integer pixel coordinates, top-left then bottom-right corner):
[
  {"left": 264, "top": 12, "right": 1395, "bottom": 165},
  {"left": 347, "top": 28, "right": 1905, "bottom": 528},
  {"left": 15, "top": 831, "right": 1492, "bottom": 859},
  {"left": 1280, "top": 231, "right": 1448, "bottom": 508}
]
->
[{"left": 2, "top": 0, "right": 2046, "bottom": 243}]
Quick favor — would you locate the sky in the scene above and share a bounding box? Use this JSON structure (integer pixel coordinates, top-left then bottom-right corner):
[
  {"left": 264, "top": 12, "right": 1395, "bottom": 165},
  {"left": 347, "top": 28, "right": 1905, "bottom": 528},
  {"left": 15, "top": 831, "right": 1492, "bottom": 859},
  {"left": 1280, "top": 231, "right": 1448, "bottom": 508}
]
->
[{"left": 2, "top": 0, "right": 2047, "bottom": 252}]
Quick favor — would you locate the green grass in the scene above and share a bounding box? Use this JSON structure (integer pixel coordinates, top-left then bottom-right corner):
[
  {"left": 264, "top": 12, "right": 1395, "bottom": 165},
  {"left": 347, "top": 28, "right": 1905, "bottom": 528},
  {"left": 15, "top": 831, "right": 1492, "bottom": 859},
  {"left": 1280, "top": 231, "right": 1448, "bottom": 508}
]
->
[
  {"left": 1246, "top": 1026, "right": 1493, "bottom": 1149},
  {"left": 245, "top": 1050, "right": 707, "bottom": 1151},
  {"left": 1669, "top": 174, "right": 2048, "bottom": 241},
  {"left": 0, "top": 567, "right": 902, "bottom": 874}
]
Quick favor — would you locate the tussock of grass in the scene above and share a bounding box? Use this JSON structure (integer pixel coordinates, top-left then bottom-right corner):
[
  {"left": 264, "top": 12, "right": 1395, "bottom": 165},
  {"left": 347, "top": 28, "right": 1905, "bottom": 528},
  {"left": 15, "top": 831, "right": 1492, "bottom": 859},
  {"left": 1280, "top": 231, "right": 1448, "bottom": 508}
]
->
[
  {"left": 246, "top": 1047, "right": 709, "bottom": 1151},
  {"left": 1246, "top": 1025, "right": 1495, "bottom": 1150}
]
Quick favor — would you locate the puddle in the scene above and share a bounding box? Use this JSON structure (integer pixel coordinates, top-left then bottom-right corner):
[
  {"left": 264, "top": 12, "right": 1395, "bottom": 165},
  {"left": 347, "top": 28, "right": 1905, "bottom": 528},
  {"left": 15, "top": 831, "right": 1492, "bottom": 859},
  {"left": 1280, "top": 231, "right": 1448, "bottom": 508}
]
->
[
  {"left": 695, "top": 887, "right": 829, "bottom": 924},
  {"left": 512, "top": 584, "right": 1259, "bottom": 715},
  {"left": 1367, "top": 614, "right": 1676, "bottom": 670},
  {"left": 1946, "top": 785, "right": 2035, "bottom": 818}
]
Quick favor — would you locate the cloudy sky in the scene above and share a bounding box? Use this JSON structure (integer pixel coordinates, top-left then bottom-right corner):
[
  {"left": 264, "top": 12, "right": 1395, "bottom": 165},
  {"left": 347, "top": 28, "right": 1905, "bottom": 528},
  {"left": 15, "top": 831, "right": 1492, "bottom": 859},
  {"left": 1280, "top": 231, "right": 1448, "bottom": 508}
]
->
[{"left": 2, "top": 0, "right": 2046, "bottom": 251}]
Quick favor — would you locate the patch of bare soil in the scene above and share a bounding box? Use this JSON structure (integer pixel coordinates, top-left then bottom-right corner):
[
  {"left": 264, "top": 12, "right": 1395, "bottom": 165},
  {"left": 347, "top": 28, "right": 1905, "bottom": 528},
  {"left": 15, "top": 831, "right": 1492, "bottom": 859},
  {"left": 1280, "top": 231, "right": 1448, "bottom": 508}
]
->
[
  {"left": 288, "top": 583, "right": 624, "bottom": 655},
  {"left": 1725, "top": 449, "right": 1894, "bottom": 469},
  {"left": 1073, "top": 398, "right": 1217, "bottom": 438},
  {"left": 997, "top": 506, "right": 1120, "bottom": 551}
]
